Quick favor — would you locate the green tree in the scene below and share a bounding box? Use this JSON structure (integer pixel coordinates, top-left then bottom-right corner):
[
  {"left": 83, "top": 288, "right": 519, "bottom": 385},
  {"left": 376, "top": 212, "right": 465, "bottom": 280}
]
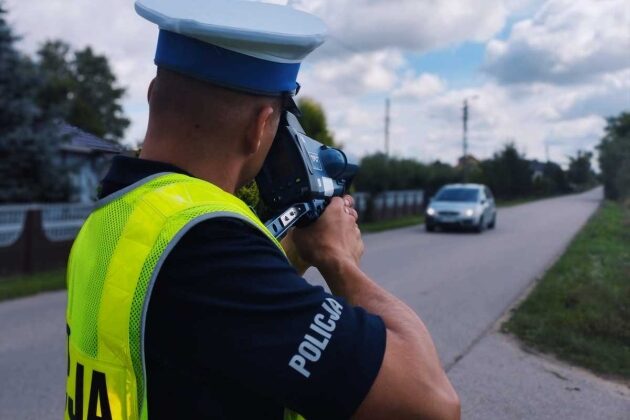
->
[
  {"left": 478, "top": 143, "right": 532, "bottom": 199},
  {"left": 36, "top": 40, "right": 73, "bottom": 118},
  {"left": 36, "top": 41, "right": 130, "bottom": 142},
  {"left": 0, "top": 2, "right": 70, "bottom": 202},
  {"left": 354, "top": 153, "right": 457, "bottom": 197},
  {"left": 392, "top": 158, "right": 429, "bottom": 190},
  {"left": 236, "top": 181, "right": 261, "bottom": 210},
  {"left": 542, "top": 161, "right": 570, "bottom": 195},
  {"left": 353, "top": 153, "right": 391, "bottom": 194},
  {"left": 598, "top": 112, "right": 630, "bottom": 200},
  {"left": 567, "top": 150, "right": 594, "bottom": 187},
  {"left": 426, "top": 160, "right": 462, "bottom": 198},
  {"left": 297, "top": 97, "right": 336, "bottom": 147}
]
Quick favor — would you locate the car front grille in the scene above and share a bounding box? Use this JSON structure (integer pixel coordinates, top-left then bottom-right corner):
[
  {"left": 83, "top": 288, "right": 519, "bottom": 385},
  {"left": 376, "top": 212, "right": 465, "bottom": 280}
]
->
[{"left": 438, "top": 211, "right": 459, "bottom": 216}]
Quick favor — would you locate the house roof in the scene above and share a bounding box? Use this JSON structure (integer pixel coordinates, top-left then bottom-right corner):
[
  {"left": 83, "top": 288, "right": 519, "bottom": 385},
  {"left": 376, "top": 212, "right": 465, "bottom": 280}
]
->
[
  {"left": 59, "top": 123, "right": 124, "bottom": 154},
  {"left": 529, "top": 160, "right": 546, "bottom": 173}
]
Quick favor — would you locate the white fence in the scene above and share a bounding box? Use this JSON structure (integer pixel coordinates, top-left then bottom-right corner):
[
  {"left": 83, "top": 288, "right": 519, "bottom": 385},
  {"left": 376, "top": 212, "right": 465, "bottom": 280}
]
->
[
  {"left": 371, "top": 190, "right": 424, "bottom": 210},
  {"left": 0, "top": 190, "right": 424, "bottom": 247},
  {"left": 0, "top": 203, "right": 94, "bottom": 247}
]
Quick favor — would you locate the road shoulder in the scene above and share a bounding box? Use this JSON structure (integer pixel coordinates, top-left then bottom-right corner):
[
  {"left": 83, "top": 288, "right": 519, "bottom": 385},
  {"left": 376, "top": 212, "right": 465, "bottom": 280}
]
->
[{"left": 448, "top": 333, "right": 630, "bottom": 420}]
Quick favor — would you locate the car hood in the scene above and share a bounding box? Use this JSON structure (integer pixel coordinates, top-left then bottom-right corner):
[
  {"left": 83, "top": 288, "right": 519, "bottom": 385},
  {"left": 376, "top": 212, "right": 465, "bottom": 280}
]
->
[{"left": 429, "top": 201, "right": 478, "bottom": 212}]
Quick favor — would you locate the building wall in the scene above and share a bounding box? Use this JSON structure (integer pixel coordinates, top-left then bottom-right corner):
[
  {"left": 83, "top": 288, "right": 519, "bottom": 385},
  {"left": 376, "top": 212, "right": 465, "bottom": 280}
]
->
[{"left": 64, "top": 152, "right": 116, "bottom": 203}]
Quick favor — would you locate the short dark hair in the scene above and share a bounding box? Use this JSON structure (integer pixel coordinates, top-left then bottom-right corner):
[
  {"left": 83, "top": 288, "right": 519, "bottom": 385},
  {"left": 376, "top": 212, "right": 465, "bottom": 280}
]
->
[{"left": 148, "top": 67, "right": 282, "bottom": 136}]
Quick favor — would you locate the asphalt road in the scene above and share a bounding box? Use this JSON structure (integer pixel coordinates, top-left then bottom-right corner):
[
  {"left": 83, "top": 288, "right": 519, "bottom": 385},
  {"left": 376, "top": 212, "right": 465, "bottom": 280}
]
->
[
  {"left": 1, "top": 187, "right": 628, "bottom": 419},
  {"left": 307, "top": 188, "right": 607, "bottom": 368}
]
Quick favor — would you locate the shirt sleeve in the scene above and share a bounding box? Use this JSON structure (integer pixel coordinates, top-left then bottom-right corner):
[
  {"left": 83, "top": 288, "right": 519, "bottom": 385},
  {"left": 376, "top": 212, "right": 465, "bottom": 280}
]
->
[{"left": 146, "top": 218, "right": 386, "bottom": 420}]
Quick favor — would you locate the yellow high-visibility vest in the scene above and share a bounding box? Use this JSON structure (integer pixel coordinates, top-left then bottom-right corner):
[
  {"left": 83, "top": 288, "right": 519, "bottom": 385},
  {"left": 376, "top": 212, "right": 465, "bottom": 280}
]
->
[{"left": 65, "top": 172, "right": 304, "bottom": 420}]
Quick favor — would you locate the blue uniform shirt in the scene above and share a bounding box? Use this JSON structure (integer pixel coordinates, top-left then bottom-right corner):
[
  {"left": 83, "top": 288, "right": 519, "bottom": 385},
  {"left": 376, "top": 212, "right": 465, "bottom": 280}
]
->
[{"left": 99, "top": 156, "right": 386, "bottom": 420}]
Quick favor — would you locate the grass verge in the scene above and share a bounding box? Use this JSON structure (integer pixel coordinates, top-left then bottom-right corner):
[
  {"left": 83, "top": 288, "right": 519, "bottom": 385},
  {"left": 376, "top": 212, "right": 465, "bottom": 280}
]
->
[
  {"left": 360, "top": 215, "right": 424, "bottom": 233},
  {"left": 503, "top": 201, "right": 630, "bottom": 379},
  {"left": 0, "top": 269, "right": 66, "bottom": 302}
]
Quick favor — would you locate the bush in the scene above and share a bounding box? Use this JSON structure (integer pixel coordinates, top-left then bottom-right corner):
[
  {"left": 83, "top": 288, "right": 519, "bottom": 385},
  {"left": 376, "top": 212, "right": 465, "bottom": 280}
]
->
[{"left": 598, "top": 112, "right": 630, "bottom": 200}]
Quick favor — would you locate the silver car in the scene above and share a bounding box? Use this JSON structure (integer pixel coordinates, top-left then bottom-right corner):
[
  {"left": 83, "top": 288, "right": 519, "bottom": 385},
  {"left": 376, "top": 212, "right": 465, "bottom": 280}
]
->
[{"left": 425, "top": 184, "right": 497, "bottom": 232}]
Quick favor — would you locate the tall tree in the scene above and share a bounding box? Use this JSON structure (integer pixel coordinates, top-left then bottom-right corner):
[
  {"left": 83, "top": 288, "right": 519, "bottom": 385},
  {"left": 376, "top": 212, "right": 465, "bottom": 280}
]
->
[
  {"left": 478, "top": 143, "right": 533, "bottom": 199},
  {"left": 36, "top": 40, "right": 74, "bottom": 118},
  {"left": 354, "top": 153, "right": 390, "bottom": 194},
  {"left": 353, "top": 153, "right": 438, "bottom": 195},
  {"left": 297, "top": 97, "right": 336, "bottom": 147},
  {"left": 567, "top": 150, "right": 594, "bottom": 186},
  {"left": 0, "top": 2, "right": 70, "bottom": 202},
  {"left": 426, "top": 160, "right": 462, "bottom": 198},
  {"left": 598, "top": 112, "right": 630, "bottom": 200},
  {"left": 36, "top": 41, "right": 130, "bottom": 142}
]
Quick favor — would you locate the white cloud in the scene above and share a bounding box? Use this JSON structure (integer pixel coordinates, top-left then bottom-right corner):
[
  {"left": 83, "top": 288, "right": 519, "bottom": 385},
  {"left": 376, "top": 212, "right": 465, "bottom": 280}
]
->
[
  {"left": 393, "top": 73, "right": 446, "bottom": 100},
  {"left": 483, "top": 0, "right": 630, "bottom": 84},
  {"left": 301, "top": 50, "right": 405, "bottom": 96},
  {"left": 563, "top": 69, "right": 630, "bottom": 118},
  {"left": 293, "top": 0, "right": 629, "bottom": 166},
  {"left": 292, "top": 0, "right": 508, "bottom": 55},
  {"left": 299, "top": 63, "right": 617, "bottom": 167},
  {"left": 4, "top": 0, "right": 626, "bottom": 168}
]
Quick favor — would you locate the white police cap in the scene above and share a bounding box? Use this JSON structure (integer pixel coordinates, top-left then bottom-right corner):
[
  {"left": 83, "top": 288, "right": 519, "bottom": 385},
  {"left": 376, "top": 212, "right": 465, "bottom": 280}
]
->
[{"left": 135, "top": 0, "right": 327, "bottom": 95}]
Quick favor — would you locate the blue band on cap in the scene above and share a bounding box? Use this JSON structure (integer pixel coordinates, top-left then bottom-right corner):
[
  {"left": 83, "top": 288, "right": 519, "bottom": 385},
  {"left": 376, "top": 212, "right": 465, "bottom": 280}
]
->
[{"left": 154, "top": 30, "right": 300, "bottom": 95}]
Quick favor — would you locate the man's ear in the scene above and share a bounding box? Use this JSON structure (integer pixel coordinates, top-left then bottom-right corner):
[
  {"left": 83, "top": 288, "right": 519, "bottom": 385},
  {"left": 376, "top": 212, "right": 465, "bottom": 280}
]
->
[
  {"left": 245, "top": 105, "right": 275, "bottom": 155},
  {"left": 147, "top": 77, "right": 156, "bottom": 103}
]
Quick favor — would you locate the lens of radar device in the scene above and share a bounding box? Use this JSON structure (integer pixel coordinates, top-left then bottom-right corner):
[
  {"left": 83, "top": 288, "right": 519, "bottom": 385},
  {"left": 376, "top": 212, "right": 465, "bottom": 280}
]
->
[{"left": 319, "top": 147, "right": 347, "bottom": 179}]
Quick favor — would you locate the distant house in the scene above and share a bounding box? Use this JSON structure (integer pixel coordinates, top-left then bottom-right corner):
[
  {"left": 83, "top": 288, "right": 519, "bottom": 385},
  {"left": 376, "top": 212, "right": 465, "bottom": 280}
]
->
[
  {"left": 529, "top": 160, "right": 546, "bottom": 181},
  {"left": 58, "top": 123, "right": 124, "bottom": 203},
  {"left": 456, "top": 154, "right": 480, "bottom": 170}
]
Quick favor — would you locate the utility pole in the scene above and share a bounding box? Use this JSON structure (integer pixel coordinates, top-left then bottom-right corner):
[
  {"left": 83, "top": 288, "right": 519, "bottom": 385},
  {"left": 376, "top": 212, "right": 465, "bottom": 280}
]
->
[
  {"left": 545, "top": 142, "right": 550, "bottom": 162},
  {"left": 461, "top": 95, "right": 478, "bottom": 182},
  {"left": 384, "top": 97, "right": 390, "bottom": 156},
  {"left": 462, "top": 99, "right": 469, "bottom": 160},
  {"left": 462, "top": 99, "right": 469, "bottom": 181}
]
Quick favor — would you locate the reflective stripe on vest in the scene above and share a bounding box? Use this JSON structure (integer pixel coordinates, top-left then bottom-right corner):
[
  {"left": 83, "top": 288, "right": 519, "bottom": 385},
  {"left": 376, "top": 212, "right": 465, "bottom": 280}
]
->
[{"left": 65, "top": 172, "right": 304, "bottom": 420}]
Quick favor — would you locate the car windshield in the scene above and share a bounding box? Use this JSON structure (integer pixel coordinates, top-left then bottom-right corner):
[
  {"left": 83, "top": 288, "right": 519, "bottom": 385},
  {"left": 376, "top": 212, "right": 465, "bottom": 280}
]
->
[{"left": 435, "top": 188, "right": 479, "bottom": 202}]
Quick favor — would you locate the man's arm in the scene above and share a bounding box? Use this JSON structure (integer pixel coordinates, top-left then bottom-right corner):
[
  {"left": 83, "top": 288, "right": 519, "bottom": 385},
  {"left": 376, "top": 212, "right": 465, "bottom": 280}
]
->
[
  {"left": 148, "top": 217, "right": 388, "bottom": 419},
  {"left": 280, "top": 230, "right": 310, "bottom": 276},
  {"left": 293, "top": 196, "right": 461, "bottom": 420}
]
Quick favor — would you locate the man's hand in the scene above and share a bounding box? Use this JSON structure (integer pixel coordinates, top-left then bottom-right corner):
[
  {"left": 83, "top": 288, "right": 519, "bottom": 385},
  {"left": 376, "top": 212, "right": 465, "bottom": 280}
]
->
[
  {"left": 292, "top": 195, "right": 363, "bottom": 273},
  {"left": 293, "top": 195, "right": 460, "bottom": 420}
]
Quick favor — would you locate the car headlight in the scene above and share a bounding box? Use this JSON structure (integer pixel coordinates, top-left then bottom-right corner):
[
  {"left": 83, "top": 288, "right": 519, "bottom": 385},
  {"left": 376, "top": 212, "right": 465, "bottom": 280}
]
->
[
  {"left": 427, "top": 207, "right": 436, "bottom": 216},
  {"left": 465, "top": 208, "right": 475, "bottom": 217}
]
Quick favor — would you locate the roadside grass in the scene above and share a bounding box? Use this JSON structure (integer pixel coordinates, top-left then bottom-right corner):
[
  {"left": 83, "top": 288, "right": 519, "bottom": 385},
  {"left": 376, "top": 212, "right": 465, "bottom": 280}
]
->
[
  {"left": 360, "top": 215, "right": 424, "bottom": 233},
  {"left": 0, "top": 269, "right": 66, "bottom": 302},
  {"left": 503, "top": 201, "right": 630, "bottom": 379}
]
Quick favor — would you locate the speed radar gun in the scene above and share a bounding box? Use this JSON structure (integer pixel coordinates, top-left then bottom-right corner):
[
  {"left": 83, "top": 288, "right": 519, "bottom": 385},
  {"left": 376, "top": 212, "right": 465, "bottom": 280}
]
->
[{"left": 256, "top": 103, "right": 358, "bottom": 240}]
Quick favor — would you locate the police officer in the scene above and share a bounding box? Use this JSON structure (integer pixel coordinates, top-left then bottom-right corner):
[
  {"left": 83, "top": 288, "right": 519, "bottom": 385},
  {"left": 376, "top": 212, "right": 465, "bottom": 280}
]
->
[{"left": 65, "top": 1, "right": 459, "bottom": 419}]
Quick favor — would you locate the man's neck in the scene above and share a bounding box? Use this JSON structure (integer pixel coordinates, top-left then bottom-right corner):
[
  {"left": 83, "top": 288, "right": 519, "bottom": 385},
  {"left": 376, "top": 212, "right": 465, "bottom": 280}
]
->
[{"left": 139, "top": 137, "right": 242, "bottom": 194}]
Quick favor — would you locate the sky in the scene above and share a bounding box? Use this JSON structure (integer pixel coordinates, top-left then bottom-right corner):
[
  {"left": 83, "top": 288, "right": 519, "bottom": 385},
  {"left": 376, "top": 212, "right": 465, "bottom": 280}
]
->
[{"left": 5, "top": 0, "right": 630, "bottom": 166}]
